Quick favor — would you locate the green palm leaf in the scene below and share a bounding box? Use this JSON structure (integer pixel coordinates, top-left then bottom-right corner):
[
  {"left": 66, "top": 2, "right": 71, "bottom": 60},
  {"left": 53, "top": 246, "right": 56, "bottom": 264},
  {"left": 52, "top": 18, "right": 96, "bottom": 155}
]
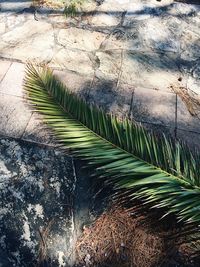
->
[{"left": 24, "top": 63, "right": 200, "bottom": 224}]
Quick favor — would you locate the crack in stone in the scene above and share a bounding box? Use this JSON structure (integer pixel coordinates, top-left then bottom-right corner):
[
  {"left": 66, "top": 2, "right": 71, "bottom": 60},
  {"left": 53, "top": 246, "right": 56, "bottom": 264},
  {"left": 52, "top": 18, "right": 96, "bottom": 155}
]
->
[
  {"left": 49, "top": 24, "right": 59, "bottom": 65},
  {"left": 119, "top": 11, "right": 127, "bottom": 26},
  {"left": 0, "top": 0, "right": 200, "bottom": 149},
  {"left": 116, "top": 49, "right": 124, "bottom": 89}
]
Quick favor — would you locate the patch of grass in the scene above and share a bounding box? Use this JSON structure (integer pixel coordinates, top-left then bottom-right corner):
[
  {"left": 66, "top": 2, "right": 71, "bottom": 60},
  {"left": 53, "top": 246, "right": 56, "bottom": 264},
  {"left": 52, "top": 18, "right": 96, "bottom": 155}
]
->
[
  {"left": 64, "top": 2, "right": 77, "bottom": 16},
  {"left": 64, "top": 0, "right": 88, "bottom": 17}
]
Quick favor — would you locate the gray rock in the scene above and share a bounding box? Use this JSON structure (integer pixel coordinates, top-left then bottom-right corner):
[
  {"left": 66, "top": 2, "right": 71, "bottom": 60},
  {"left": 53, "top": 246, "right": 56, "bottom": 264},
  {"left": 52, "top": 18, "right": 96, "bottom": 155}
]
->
[{"left": 0, "top": 139, "right": 76, "bottom": 267}]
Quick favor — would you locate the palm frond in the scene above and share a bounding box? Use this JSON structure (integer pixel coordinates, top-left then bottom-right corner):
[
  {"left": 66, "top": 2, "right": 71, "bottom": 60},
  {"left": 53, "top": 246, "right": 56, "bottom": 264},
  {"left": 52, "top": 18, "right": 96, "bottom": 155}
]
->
[{"left": 24, "top": 63, "right": 200, "bottom": 225}]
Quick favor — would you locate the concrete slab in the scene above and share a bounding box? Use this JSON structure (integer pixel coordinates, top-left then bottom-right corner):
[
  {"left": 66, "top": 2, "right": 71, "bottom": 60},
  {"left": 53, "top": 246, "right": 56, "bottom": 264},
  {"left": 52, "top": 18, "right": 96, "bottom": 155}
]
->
[
  {"left": 142, "top": 122, "right": 175, "bottom": 139},
  {"left": 0, "top": 20, "right": 54, "bottom": 63},
  {"left": 95, "top": 50, "right": 122, "bottom": 81},
  {"left": 120, "top": 51, "right": 182, "bottom": 93},
  {"left": 53, "top": 69, "right": 93, "bottom": 94},
  {"left": 89, "top": 79, "right": 176, "bottom": 127},
  {"left": 0, "top": 62, "right": 25, "bottom": 97},
  {"left": 50, "top": 48, "right": 94, "bottom": 75},
  {"left": 0, "top": 93, "right": 32, "bottom": 138},
  {"left": 177, "top": 129, "right": 200, "bottom": 151},
  {"left": 57, "top": 28, "right": 107, "bottom": 51},
  {"left": 89, "top": 77, "right": 130, "bottom": 116},
  {"left": 22, "top": 112, "right": 56, "bottom": 145},
  {"left": 0, "top": 0, "right": 199, "bottom": 151},
  {"left": 121, "top": 84, "right": 176, "bottom": 127},
  {"left": 0, "top": 60, "right": 11, "bottom": 82}
]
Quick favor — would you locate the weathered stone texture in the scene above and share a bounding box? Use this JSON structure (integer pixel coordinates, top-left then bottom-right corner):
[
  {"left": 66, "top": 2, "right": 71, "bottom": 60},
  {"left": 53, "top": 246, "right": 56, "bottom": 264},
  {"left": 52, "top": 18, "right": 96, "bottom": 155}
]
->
[
  {"left": 0, "top": 0, "right": 200, "bottom": 147},
  {"left": 0, "top": 138, "right": 75, "bottom": 267}
]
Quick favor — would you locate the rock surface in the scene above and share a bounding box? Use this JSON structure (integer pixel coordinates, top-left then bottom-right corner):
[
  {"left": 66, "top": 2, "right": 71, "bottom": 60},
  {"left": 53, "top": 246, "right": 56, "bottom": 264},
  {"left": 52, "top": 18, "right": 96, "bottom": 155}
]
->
[{"left": 0, "top": 138, "right": 76, "bottom": 267}]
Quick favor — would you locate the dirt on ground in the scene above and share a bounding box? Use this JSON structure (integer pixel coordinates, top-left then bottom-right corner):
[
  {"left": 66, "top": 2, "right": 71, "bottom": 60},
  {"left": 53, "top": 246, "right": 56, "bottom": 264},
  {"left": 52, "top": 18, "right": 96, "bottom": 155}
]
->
[{"left": 75, "top": 205, "right": 200, "bottom": 267}]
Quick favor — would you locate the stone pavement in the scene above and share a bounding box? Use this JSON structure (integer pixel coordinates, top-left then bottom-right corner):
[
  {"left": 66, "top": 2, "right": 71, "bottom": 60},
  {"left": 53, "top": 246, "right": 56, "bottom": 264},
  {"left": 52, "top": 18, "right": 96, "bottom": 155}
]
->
[
  {"left": 0, "top": 1, "right": 200, "bottom": 266},
  {"left": 0, "top": 0, "right": 200, "bottom": 149}
]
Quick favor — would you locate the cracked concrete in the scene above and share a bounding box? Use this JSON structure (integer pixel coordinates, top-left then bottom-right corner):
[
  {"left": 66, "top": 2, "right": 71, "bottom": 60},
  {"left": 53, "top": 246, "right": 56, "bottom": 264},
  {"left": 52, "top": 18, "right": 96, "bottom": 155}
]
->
[
  {"left": 0, "top": 0, "right": 199, "bottom": 193},
  {"left": 0, "top": 0, "right": 200, "bottom": 149}
]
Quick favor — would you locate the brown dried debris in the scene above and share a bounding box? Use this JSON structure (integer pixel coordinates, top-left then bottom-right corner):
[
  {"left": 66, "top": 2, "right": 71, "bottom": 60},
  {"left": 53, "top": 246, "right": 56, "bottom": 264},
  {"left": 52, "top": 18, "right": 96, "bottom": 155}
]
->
[
  {"left": 38, "top": 219, "right": 55, "bottom": 265},
  {"left": 171, "top": 85, "right": 200, "bottom": 119},
  {"left": 75, "top": 206, "right": 173, "bottom": 267}
]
